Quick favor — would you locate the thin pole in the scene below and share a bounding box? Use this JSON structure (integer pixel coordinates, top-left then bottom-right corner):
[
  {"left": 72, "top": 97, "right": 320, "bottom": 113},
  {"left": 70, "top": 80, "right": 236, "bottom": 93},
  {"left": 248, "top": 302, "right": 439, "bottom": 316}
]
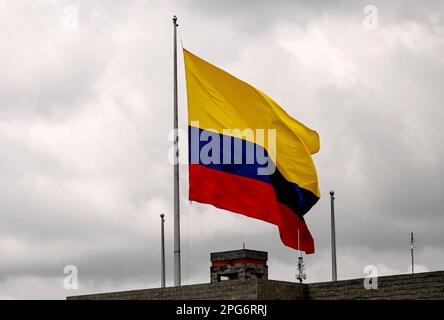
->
[
  {"left": 160, "top": 214, "right": 166, "bottom": 288},
  {"left": 296, "top": 229, "right": 306, "bottom": 283},
  {"left": 172, "top": 15, "right": 181, "bottom": 287},
  {"left": 411, "top": 232, "right": 414, "bottom": 274},
  {"left": 297, "top": 228, "right": 302, "bottom": 283},
  {"left": 330, "top": 191, "right": 337, "bottom": 281}
]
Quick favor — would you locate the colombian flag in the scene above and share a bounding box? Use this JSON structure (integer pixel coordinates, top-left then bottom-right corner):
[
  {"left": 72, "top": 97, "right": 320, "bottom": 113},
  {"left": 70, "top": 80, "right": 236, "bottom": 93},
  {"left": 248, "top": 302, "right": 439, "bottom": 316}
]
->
[{"left": 184, "top": 49, "right": 320, "bottom": 254}]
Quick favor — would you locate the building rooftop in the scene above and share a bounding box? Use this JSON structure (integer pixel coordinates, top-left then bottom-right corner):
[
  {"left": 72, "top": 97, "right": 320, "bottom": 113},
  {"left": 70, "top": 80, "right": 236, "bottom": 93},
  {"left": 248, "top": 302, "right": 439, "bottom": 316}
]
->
[
  {"left": 67, "top": 271, "right": 444, "bottom": 300},
  {"left": 67, "top": 249, "right": 444, "bottom": 300}
]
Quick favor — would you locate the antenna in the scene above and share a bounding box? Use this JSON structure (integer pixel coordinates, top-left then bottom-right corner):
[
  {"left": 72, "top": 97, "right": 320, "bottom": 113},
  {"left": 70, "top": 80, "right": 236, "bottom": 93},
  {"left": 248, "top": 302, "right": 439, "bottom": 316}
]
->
[{"left": 296, "top": 229, "right": 306, "bottom": 283}]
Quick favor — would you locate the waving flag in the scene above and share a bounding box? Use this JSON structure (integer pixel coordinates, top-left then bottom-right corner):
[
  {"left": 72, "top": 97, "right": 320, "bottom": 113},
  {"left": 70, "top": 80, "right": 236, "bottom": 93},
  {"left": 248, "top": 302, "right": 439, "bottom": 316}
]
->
[{"left": 184, "top": 49, "right": 320, "bottom": 253}]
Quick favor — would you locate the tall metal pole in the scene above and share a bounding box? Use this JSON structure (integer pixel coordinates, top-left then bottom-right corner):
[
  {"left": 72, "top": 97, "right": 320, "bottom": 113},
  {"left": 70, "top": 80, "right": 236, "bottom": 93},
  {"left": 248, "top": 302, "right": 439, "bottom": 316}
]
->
[
  {"left": 160, "top": 214, "right": 166, "bottom": 288},
  {"left": 411, "top": 232, "right": 415, "bottom": 274},
  {"left": 172, "top": 15, "right": 181, "bottom": 287},
  {"left": 330, "top": 191, "right": 337, "bottom": 281}
]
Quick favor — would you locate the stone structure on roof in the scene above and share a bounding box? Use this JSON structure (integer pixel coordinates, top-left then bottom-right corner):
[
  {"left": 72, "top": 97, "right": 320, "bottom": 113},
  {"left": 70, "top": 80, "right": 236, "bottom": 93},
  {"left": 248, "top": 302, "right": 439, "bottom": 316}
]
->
[{"left": 210, "top": 249, "right": 268, "bottom": 283}]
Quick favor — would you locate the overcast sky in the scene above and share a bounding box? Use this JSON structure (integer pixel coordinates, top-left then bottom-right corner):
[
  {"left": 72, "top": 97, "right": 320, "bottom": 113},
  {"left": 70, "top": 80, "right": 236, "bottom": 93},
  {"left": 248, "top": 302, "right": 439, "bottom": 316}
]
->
[{"left": 1, "top": 0, "right": 444, "bottom": 299}]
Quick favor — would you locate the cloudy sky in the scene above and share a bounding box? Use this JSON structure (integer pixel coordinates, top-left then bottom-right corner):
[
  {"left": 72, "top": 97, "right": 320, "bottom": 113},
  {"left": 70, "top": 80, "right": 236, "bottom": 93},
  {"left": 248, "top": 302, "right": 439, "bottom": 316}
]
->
[{"left": 1, "top": 0, "right": 444, "bottom": 299}]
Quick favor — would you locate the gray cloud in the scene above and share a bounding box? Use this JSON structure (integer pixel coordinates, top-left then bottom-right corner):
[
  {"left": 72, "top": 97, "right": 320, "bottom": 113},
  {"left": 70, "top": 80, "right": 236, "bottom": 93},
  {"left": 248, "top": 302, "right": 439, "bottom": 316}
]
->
[{"left": 0, "top": 0, "right": 443, "bottom": 299}]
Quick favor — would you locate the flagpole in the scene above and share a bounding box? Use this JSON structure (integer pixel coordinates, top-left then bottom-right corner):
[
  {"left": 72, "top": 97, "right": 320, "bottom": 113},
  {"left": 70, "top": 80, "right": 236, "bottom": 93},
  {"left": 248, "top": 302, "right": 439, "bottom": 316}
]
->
[
  {"left": 160, "top": 213, "right": 166, "bottom": 288},
  {"left": 411, "top": 232, "right": 414, "bottom": 274},
  {"left": 330, "top": 191, "right": 337, "bottom": 281},
  {"left": 172, "top": 15, "right": 181, "bottom": 286}
]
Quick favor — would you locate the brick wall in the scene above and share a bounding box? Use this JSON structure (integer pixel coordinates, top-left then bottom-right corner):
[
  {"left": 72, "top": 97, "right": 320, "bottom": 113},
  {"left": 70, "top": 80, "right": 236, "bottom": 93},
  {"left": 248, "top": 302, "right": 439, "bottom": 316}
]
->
[
  {"left": 68, "top": 280, "right": 258, "bottom": 300},
  {"left": 68, "top": 271, "right": 444, "bottom": 300},
  {"left": 255, "top": 280, "right": 307, "bottom": 300},
  {"left": 308, "top": 270, "right": 444, "bottom": 300}
]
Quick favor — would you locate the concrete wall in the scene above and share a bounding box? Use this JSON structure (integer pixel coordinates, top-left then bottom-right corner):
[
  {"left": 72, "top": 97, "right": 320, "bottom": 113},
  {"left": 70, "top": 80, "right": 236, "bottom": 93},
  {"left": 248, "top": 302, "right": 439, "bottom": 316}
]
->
[
  {"left": 68, "top": 280, "right": 259, "bottom": 300},
  {"left": 308, "top": 270, "right": 444, "bottom": 300},
  {"left": 255, "top": 280, "right": 307, "bottom": 300},
  {"left": 68, "top": 271, "right": 444, "bottom": 300}
]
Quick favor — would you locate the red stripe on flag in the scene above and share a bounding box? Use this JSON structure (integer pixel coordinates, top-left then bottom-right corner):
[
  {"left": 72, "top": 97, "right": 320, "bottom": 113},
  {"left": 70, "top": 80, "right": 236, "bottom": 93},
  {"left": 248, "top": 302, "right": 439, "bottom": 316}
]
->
[{"left": 189, "top": 164, "right": 315, "bottom": 254}]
